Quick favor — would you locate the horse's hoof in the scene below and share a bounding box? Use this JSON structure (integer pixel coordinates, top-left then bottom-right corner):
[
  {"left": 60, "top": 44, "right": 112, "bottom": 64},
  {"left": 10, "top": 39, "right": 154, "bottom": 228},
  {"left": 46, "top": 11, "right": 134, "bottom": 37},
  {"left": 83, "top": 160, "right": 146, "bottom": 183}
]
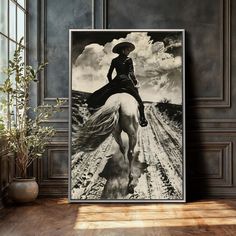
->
[
  {"left": 128, "top": 184, "right": 134, "bottom": 194},
  {"left": 129, "top": 173, "right": 134, "bottom": 181}
]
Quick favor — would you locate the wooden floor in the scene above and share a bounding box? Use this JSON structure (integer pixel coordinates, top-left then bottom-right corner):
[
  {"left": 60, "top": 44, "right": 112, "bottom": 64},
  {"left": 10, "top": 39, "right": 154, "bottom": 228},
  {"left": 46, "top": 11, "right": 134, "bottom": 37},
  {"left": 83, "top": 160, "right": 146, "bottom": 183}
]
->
[{"left": 0, "top": 199, "right": 236, "bottom": 236}]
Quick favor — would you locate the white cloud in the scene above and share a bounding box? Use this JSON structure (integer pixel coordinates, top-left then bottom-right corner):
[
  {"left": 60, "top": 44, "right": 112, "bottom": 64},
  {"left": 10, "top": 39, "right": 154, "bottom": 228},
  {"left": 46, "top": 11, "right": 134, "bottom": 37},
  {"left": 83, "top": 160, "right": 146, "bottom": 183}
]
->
[{"left": 72, "top": 32, "right": 182, "bottom": 104}]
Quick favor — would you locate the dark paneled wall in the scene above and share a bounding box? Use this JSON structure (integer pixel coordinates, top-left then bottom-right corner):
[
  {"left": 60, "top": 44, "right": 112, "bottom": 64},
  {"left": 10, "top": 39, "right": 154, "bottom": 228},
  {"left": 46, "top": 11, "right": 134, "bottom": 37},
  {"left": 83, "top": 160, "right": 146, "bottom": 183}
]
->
[
  {"left": 28, "top": 0, "right": 236, "bottom": 198},
  {"left": 28, "top": 0, "right": 92, "bottom": 196},
  {"left": 0, "top": 151, "right": 14, "bottom": 207},
  {"left": 0, "top": 156, "right": 9, "bottom": 207}
]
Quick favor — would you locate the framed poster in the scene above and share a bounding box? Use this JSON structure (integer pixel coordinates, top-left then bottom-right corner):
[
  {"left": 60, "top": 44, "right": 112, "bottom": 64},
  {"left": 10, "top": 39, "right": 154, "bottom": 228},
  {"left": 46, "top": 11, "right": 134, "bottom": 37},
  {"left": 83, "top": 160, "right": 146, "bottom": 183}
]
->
[{"left": 69, "top": 29, "right": 185, "bottom": 202}]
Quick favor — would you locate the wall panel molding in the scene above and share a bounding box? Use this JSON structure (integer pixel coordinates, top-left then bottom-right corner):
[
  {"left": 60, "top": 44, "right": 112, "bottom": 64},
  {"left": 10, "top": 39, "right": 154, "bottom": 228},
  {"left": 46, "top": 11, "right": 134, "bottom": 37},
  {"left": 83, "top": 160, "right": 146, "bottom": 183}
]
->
[
  {"left": 190, "top": 0, "right": 231, "bottom": 108},
  {"left": 189, "top": 142, "right": 233, "bottom": 187},
  {"left": 39, "top": 0, "right": 93, "bottom": 102},
  {"left": 37, "top": 142, "right": 68, "bottom": 196},
  {"left": 189, "top": 119, "right": 236, "bottom": 132},
  {"left": 48, "top": 148, "right": 68, "bottom": 179},
  {"left": 0, "top": 154, "right": 14, "bottom": 206}
]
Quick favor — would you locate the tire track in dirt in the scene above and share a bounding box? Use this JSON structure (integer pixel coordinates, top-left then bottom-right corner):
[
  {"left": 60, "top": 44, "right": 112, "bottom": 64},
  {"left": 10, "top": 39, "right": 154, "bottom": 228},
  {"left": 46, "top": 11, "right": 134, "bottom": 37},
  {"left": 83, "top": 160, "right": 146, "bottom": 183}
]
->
[
  {"left": 139, "top": 124, "right": 169, "bottom": 199},
  {"left": 145, "top": 106, "right": 182, "bottom": 198},
  {"left": 147, "top": 106, "right": 183, "bottom": 178}
]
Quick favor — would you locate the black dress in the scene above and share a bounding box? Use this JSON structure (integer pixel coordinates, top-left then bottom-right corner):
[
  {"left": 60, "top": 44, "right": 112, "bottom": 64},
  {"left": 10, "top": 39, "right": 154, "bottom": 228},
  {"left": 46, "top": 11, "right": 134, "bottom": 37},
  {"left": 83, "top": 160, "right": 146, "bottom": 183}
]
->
[{"left": 87, "top": 54, "right": 145, "bottom": 112}]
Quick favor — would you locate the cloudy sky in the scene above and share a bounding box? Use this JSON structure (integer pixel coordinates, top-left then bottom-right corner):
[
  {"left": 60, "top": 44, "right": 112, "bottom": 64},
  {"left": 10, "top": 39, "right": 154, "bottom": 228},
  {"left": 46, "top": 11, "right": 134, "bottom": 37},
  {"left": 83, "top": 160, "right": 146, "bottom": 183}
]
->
[{"left": 72, "top": 31, "right": 183, "bottom": 104}]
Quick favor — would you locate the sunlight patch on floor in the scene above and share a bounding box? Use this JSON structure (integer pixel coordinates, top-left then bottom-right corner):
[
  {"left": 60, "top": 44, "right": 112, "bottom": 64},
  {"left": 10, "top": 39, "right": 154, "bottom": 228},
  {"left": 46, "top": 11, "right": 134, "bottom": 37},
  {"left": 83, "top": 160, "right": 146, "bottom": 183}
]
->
[
  {"left": 73, "top": 201, "right": 236, "bottom": 229},
  {"left": 74, "top": 218, "right": 236, "bottom": 230}
]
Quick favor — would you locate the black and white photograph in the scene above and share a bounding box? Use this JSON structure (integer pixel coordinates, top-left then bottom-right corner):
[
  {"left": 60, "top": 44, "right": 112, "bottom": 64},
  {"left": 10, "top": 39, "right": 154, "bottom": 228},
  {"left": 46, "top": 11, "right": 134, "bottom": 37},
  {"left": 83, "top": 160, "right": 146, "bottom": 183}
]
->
[{"left": 69, "top": 30, "right": 185, "bottom": 202}]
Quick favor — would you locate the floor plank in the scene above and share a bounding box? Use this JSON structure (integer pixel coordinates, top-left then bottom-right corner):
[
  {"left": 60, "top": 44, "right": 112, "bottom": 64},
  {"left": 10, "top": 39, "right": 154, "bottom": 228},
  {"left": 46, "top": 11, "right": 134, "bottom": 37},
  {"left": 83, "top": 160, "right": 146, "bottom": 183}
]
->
[{"left": 0, "top": 198, "right": 236, "bottom": 235}]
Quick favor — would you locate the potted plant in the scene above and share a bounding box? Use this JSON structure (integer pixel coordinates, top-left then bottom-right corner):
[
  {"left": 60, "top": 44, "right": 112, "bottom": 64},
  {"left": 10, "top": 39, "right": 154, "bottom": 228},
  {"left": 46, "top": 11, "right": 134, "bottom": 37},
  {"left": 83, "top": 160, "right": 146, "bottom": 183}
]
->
[
  {"left": 0, "top": 38, "right": 63, "bottom": 203},
  {"left": 0, "top": 97, "right": 7, "bottom": 154}
]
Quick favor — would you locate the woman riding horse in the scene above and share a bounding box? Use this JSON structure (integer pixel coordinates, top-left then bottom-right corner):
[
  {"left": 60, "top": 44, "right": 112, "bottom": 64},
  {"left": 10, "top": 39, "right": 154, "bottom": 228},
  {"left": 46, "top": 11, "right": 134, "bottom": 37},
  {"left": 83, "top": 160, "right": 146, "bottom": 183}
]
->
[{"left": 87, "top": 42, "right": 148, "bottom": 127}]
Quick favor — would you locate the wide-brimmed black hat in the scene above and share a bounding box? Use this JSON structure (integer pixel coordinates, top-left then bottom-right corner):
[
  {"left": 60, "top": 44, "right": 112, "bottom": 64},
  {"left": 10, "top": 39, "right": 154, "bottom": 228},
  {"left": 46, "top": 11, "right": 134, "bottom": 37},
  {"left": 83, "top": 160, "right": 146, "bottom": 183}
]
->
[{"left": 112, "top": 42, "right": 135, "bottom": 54}]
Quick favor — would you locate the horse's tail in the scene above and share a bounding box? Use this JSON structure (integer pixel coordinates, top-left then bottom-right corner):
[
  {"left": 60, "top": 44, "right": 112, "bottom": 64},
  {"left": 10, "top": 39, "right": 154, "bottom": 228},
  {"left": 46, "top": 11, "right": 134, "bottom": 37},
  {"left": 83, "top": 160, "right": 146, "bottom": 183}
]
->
[{"left": 74, "top": 99, "right": 120, "bottom": 152}]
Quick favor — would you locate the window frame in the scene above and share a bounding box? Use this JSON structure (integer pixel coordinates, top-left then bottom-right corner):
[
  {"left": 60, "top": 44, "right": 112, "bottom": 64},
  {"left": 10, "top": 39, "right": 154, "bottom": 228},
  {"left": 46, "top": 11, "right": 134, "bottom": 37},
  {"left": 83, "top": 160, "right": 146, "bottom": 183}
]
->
[{"left": 0, "top": 0, "right": 27, "bottom": 85}]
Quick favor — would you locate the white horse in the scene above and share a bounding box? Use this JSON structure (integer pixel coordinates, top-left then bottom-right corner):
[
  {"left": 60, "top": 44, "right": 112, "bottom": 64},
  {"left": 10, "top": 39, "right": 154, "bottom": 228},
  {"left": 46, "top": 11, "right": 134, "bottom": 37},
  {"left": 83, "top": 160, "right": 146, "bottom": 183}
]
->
[{"left": 75, "top": 93, "right": 139, "bottom": 192}]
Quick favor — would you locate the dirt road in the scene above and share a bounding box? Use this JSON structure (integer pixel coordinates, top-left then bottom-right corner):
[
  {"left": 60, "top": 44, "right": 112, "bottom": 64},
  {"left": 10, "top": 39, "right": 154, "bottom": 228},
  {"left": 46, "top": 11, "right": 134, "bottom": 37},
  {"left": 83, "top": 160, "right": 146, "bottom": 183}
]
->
[{"left": 71, "top": 104, "right": 183, "bottom": 200}]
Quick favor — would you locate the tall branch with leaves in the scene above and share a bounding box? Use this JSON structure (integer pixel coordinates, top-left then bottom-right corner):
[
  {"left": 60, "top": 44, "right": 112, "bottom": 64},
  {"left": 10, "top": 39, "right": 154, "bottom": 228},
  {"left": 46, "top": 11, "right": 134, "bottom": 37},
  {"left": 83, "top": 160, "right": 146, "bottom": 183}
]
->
[{"left": 0, "top": 38, "right": 64, "bottom": 178}]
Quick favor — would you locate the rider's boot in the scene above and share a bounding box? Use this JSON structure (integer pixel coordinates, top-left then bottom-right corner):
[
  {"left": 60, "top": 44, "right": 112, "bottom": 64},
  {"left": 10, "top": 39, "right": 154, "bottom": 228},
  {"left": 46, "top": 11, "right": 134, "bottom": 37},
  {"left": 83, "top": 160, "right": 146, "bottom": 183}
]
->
[{"left": 139, "top": 107, "right": 148, "bottom": 127}]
